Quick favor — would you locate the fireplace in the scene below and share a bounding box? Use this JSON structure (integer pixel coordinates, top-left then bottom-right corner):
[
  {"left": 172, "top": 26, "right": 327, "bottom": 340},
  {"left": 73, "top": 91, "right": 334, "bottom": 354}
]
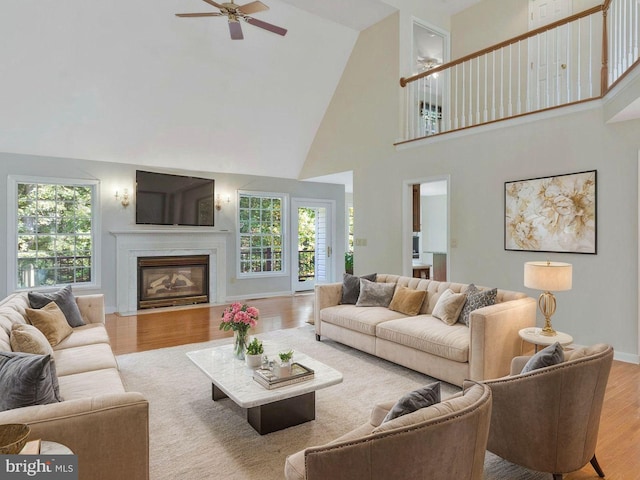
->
[{"left": 137, "top": 255, "right": 209, "bottom": 309}]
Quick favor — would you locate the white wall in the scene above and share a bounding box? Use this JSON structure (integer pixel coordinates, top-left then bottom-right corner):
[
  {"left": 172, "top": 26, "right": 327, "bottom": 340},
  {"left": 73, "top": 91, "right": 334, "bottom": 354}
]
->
[
  {"left": 302, "top": 9, "right": 640, "bottom": 361},
  {"left": 0, "top": 154, "right": 345, "bottom": 311},
  {"left": 0, "top": 0, "right": 357, "bottom": 180},
  {"left": 421, "top": 194, "right": 447, "bottom": 253}
]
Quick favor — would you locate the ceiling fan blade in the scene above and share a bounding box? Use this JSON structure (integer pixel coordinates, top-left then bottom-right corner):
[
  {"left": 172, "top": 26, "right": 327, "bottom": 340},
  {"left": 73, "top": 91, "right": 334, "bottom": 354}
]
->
[
  {"left": 200, "top": 0, "right": 226, "bottom": 9},
  {"left": 245, "top": 17, "right": 287, "bottom": 36},
  {"left": 176, "top": 12, "right": 223, "bottom": 17},
  {"left": 238, "top": 1, "right": 269, "bottom": 15},
  {"left": 229, "top": 20, "right": 244, "bottom": 40}
]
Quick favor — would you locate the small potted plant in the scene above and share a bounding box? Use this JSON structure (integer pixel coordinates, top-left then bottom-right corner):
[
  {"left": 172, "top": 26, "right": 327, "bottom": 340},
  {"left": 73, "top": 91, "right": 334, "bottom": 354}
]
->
[
  {"left": 245, "top": 337, "right": 264, "bottom": 368},
  {"left": 274, "top": 350, "right": 294, "bottom": 377}
]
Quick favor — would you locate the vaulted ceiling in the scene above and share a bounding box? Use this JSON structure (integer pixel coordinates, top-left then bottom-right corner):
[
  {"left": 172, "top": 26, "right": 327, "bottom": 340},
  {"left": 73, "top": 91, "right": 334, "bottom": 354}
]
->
[{"left": 0, "top": 0, "right": 480, "bottom": 180}]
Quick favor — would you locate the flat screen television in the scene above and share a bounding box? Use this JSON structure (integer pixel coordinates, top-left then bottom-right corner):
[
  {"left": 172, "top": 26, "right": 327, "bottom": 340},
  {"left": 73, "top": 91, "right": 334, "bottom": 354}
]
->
[{"left": 135, "top": 170, "right": 215, "bottom": 226}]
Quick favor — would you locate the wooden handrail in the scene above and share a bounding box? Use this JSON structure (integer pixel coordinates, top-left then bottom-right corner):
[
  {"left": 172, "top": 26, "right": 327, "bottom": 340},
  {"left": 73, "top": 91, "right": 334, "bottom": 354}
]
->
[{"left": 400, "top": 4, "right": 604, "bottom": 87}]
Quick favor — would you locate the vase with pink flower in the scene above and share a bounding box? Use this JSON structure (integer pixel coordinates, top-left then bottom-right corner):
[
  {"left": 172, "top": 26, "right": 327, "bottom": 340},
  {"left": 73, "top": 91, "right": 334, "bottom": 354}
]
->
[{"left": 219, "top": 303, "right": 260, "bottom": 360}]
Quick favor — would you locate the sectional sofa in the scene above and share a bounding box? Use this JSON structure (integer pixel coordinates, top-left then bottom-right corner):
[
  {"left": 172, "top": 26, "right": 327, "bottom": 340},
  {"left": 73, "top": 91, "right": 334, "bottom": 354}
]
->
[
  {"left": 314, "top": 274, "right": 537, "bottom": 386},
  {"left": 0, "top": 292, "right": 149, "bottom": 480}
]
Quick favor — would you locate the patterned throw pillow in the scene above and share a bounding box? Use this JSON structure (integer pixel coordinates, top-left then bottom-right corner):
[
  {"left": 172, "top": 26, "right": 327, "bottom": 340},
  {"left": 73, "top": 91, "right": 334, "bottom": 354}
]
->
[
  {"left": 521, "top": 342, "right": 565, "bottom": 373},
  {"left": 383, "top": 382, "right": 441, "bottom": 422},
  {"left": 432, "top": 289, "right": 467, "bottom": 325},
  {"left": 341, "top": 273, "right": 377, "bottom": 304},
  {"left": 459, "top": 284, "right": 497, "bottom": 326},
  {"left": 355, "top": 279, "right": 396, "bottom": 307}
]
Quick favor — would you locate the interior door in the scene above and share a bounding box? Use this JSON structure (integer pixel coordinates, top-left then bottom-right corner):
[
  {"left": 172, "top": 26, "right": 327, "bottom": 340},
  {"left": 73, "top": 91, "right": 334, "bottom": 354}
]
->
[
  {"left": 529, "top": 0, "right": 572, "bottom": 30},
  {"left": 291, "top": 199, "right": 333, "bottom": 292},
  {"left": 528, "top": 0, "right": 572, "bottom": 109}
]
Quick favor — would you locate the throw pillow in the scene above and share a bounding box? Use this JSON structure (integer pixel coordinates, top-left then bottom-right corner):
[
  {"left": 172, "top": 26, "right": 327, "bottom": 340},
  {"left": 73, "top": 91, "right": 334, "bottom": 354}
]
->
[
  {"left": 459, "top": 285, "right": 497, "bottom": 326},
  {"left": 383, "top": 382, "right": 441, "bottom": 423},
  {"left": 388, "top": 286, "right": 427, "bottom": 316},
  {"left": 28, "top": 284, "right": 85, "bottom": 327},
  {"left": 0, "top": 352, "right": 61, "bottom": 412},
  {"left": 341, "top": 273, "right": 377, "bottom": 305},
  {"left": 355, "top": 278, "right": 396, "bottom": 307},
  {"left": 10, "top": 323, "right": 54, "bottom": 356},
  {"left": 431, "top": 289, "right": 467, "bottom": 326},
  {"left": 521, "top": 342, "right": 565, "bottom": 373},
  {"left": 9, "top": 324, "right": 62, "bottom": 402},
  {"left": 25, "top": 302, "right": 73, "bottom": 347}
]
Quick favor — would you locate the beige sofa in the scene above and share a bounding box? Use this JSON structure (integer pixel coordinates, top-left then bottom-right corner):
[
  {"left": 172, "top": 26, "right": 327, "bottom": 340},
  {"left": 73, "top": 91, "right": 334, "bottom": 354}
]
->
[
  {"left": 285, "top": 382, "right": 493, "bottom": 480},
  {"left": 315, "top": 275, "right": 537, "bottom": 386},
  {"left": 0, "top": 292, "right": 149, "bottom": 480}
]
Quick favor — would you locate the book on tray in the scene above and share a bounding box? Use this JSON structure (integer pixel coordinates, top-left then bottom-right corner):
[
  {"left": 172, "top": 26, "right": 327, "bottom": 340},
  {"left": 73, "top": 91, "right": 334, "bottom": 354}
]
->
[{"left": 253, "top": 362, "right": 314, "bottom": 389}]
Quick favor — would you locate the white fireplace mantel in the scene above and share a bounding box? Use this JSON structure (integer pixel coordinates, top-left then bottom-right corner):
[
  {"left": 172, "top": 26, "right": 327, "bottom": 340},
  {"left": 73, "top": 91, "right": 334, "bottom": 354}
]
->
[{"left": 111, "top": 230, "right": 229, "bottom": 314}]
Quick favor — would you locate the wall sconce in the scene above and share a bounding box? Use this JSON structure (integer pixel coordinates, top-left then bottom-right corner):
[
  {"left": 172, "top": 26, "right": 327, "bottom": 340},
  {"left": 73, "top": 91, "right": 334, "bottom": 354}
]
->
[
  {"left": 215, "top": 194, "right": 230, "bottom": 211},
  {"left": 115, "top": 189, "right": 130, "bottom": 208}
]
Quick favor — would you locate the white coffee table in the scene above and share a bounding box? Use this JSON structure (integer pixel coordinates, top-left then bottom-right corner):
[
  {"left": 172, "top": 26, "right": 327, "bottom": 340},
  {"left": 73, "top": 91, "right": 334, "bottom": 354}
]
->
[{"left": 187, "top": 341, "right": 343, "bottom": 434}]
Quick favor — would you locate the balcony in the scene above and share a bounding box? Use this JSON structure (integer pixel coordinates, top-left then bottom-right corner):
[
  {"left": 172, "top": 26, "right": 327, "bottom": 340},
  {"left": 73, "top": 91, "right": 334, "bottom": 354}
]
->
[{"left": 399, "top": 0, "right": 640, "bottom": 144}]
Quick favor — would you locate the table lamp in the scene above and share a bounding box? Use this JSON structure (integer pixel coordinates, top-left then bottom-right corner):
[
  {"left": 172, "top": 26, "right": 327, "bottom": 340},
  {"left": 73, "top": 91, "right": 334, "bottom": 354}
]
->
[{"left": 524, "top": 261, "right": 572, "bottom": 336}]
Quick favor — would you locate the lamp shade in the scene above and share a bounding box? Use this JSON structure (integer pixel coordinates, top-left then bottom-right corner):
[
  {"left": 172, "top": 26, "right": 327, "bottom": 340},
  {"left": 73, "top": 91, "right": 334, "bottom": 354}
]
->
[{"left": 524, "top": 261, "right": 572, "bottom": 291}]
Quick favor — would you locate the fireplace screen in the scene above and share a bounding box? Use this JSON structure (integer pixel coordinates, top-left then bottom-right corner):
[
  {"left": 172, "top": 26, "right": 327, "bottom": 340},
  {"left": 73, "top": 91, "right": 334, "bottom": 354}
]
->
[{"left": 138, "top": 255, "right": 209, "bottom": 309}]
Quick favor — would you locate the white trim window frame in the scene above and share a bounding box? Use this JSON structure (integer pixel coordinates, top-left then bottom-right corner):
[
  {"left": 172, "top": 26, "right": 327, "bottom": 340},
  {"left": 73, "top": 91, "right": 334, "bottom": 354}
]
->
[
  {"left": 236, "top": 190, "right": 288, "bottom": 278},
  {"left": 7, "top": 175, "right": 101, "bottom": 292}
]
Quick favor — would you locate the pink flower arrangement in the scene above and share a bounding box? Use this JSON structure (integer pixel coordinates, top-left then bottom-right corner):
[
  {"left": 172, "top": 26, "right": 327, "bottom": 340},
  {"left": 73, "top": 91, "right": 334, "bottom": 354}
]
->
[{"left": 219, "top": 303, "right": 260, "bottom": 332}]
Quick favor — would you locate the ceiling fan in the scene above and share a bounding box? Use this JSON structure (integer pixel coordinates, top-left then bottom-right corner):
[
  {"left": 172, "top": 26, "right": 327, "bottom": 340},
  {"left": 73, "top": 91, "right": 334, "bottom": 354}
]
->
[{"left": 176, "top": 0, "right": 287, "bottom": 40}]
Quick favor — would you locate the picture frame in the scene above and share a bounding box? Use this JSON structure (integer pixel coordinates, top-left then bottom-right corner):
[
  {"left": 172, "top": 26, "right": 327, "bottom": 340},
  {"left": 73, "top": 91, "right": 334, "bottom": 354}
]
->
[{"left": 504, "top": 170, "right": 597, "bottom": 254}]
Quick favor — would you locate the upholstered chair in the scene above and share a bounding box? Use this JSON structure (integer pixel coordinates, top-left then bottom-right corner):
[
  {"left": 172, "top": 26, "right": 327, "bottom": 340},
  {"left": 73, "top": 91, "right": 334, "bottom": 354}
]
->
[
  {"left": 284, "top": 382, "right": 492, "bottom": 480},
  {"left": 484, "top": 343, "right": 613, "bottom": 480}
]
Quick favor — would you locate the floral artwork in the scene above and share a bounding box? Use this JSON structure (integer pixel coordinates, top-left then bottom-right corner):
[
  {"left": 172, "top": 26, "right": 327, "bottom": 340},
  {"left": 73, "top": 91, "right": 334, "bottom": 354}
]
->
[{"left": 505, "top": 170, "right": 596, "bottom": 254}]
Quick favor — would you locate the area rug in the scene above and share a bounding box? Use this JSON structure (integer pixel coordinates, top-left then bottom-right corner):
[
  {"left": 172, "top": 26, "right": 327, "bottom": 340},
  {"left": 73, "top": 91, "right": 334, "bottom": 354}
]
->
[{"left": 117, "top": 325, "right": 549, "bottom": 479}]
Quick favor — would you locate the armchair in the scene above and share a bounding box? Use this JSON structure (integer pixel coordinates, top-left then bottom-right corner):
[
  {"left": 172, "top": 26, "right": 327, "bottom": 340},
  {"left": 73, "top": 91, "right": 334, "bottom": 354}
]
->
[
  {"left": 484, "top": 343, "right": 613, "bottom": 479},
  {"left": 284, "top": 382, "right": 492, "bottom": 480}
]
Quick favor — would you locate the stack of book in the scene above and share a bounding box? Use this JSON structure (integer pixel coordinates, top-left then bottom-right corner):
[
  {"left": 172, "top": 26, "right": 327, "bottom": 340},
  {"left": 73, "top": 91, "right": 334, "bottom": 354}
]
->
[{"left": 253, "top": 362, "right": 314, "bottom": 389}]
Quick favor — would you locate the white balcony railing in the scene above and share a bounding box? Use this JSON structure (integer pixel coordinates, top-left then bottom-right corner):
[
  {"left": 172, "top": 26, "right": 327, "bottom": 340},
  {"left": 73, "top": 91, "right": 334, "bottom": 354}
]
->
[{"left": 399, "top": 0, "right": 640, "bottom": 144}]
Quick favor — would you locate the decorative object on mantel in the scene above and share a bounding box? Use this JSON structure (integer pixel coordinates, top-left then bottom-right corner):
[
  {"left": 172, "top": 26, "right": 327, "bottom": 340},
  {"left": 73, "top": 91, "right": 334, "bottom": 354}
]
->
[
  {"left": 505, "top": 170, "right": 596, "bottom": 254},
  {"left": 219, "top": 302, "right": 260, "bottom": 359},
  {"left": 524, "top": 261, "right": 572, "bottom": 336},
  {"left": 175, "top": 0, "right": 287, "bottom": 40},
  {"left": 245, "top": 337, "right": 264, "bottom": 368}
]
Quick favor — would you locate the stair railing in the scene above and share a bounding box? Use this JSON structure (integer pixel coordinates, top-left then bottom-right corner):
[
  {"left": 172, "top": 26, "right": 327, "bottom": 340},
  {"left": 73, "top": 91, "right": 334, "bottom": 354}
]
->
[{"left": 399, "top": 0, "right": 639, "bottom": 144}]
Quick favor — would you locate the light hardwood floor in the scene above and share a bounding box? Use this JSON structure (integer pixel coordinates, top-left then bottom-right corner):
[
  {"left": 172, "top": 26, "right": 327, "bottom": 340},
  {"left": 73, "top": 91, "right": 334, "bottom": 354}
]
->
[{"left": 105, "top": 294, "right": 640, "bottom": 480}]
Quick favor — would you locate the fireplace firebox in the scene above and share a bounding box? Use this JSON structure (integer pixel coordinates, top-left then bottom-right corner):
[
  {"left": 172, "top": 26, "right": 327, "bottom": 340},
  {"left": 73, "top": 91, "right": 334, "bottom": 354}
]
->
[{"left": 137, "top": 255, "right": 209, "bottom": 309}]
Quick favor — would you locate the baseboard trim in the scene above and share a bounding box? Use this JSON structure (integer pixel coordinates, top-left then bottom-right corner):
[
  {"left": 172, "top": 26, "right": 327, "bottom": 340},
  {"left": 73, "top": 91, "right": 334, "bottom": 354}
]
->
[
  {"left": 613, "top": 351, "right": 640, "bottom": 364},
  {"left": 225, "top": 291, "right": 293, "bottom": 302}
]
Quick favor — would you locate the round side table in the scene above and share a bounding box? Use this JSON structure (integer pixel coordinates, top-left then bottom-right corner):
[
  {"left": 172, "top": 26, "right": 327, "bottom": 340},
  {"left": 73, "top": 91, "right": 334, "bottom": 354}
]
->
[
  {"left": 40, "top": 441, "right": 74, "bottom": 455},
  {"left": 519, "top": 327, "right": 573, "bottom": 352}
]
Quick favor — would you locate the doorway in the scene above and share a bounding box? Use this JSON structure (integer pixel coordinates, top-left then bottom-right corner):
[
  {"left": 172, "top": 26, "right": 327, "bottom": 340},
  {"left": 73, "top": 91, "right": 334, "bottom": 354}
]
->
[
  {"left": 404, "top": 176, "right": 450, "bottom": 281},
  {"left": 411, "top": 19, "right": 450, "bottom": 137},
  {"left": 291, "top": 199, "right": 334, "bottom": 292}
]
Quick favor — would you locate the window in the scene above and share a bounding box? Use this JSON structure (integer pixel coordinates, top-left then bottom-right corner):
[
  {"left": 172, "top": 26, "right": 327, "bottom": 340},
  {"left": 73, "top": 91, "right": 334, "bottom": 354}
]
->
[
  {"left": 9, "top": 176, "right": 99, "bottom": 290},
  {"left": 238, "top": 192, "right": 286, "bottom": 277}
]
